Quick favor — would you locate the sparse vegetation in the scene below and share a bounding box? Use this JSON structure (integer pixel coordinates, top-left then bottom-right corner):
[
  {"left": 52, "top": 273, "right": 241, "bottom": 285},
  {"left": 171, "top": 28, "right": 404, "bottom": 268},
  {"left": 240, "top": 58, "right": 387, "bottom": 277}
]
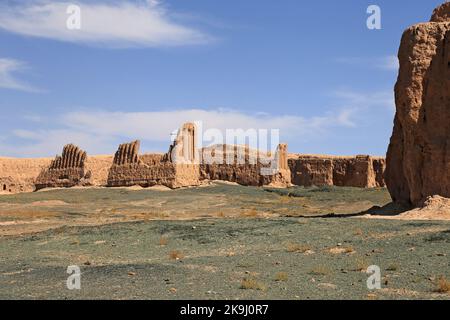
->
[
  {"left": 169, "top": 250, "right": 184, "bottom": 260},
  {"left": 344, "top": 246, "right": 355, "bottom": 253},
  {"left": 386, "top": 264, "right": 399, "bottom": 271},
  {"left": 434, "top": 276, "right": 450, "bottom": 293},
  {"left": 327, "top": 246, "right": 355, "bottom": 254},
  {"left": 240, "top": 278, "right": 266, "bottom": 291},
  {"left": 353, "top": 257, "right": 370, "bottom": 272},
  {"left": 241, "top": 208, "right": 258, "bottom": 217},
  {"left": 159, "top": 235, "right": 168, "bottom": 246},
  {"left": 286, "top": 243, "right": 312, "bottom": 253},
  {"left": 310, "top": 265, "right": 331, "bottom": 276},
  {"left": 0, "top": 185, "right": 447, "bottom": 300},
  {"left": 275, "top": 272, "right": 288, "bottom": 282}
]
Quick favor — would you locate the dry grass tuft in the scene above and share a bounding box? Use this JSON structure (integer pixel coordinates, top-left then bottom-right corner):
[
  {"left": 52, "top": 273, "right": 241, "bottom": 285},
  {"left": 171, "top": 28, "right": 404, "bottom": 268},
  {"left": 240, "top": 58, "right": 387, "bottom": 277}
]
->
[
  {"left": 327, "top": 246, "right": 355, "bottom": 254},
  {"left": 159, "top": 235, "right": 168, "bottom": 246},
  {"left": 386, "top": 264, "right": 399, "bottom": 272},
  {"left": 434, "top": 276, "right": 450, "bottom": 293},
  {"left": 169, "top": 250, "right": 184, "bottom": 260},
  {"left": 240, "top": 278, "right": 266, "bottom": 291},
  {"left": 274, "top": 272, "right": 288, "bottom": 282},
  {"left": 353, "top": 257, "right": 370, "bottom": 272},
  {"left": 240, "top": 208, "right": 258, "bottom": 217},
  {"left": 286, "top": 243, "right": 312, "bottom": 253},
  {"left": 309, "top": 265, "right": 331, "bottom": 276}
]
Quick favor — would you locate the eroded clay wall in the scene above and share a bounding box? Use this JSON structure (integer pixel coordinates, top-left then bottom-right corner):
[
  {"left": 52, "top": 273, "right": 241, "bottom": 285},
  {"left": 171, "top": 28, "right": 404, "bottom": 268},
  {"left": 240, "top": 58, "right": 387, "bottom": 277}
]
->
[
  {"left": 107, "top": 135, "right": 200, "bottom": 189},
  {"left": 288, "top": 154, "right": 386, "bottom": 188},
  {"left": 0, "top": 157, "right": 52, "bottom": 193},
  {"left": 35, "top": 144, "right": 90, "bottom": 190},
  {"left": 200, "top": 144, "right": 291, "bottom": 187}
]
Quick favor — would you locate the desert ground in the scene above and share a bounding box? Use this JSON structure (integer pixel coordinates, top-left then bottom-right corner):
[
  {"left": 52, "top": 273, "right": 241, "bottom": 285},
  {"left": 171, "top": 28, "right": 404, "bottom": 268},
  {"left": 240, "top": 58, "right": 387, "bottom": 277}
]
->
[{"left": 0, "top": 183, "right": 449, "bottom": 300}]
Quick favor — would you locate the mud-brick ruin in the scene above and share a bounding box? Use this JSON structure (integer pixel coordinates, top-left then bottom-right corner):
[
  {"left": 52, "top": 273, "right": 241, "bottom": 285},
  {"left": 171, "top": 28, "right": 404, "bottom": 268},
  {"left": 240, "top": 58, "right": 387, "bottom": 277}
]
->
[
  {"left": 0, "top": 122, "right": 386, "bottom": 194},
  {"left": 288, "top": 155, "right": 386, "bottom": 188},
  {"left": 35, "top": 144, "right": 90, "bottom": 190},
  {"left": 107, "top": 124, "right": 200, "bottom": 189}
]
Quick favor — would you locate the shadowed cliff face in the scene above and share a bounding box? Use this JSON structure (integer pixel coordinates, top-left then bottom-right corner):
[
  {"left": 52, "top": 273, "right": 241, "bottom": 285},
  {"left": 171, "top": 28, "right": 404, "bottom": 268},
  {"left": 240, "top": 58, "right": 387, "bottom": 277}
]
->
[{"left": 386, "top": 2, "right": 450, "bottom": 206}]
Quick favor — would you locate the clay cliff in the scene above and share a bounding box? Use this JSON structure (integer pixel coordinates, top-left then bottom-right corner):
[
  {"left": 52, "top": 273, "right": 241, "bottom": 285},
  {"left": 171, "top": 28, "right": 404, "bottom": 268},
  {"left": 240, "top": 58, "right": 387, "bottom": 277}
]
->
[{"left": 386, "top": 2, "right": 450, "bottom": 206}]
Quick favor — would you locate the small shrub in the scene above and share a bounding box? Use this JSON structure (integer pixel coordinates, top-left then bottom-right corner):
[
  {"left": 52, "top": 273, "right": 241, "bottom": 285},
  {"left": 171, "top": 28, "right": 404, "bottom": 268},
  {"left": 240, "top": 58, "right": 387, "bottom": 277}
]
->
[
  {"left": 159, "top": 236, "right": 168, "bottom": 246},
  {"left": 240, "top": 278, "right": 266, "bottom": 291},
  {"left": 169, "top": 250, "right": 184, "bottom": 260},
  {"left": 275, "top": 272, "right": 288, "bottom": 282},
  {"left": 353, "top": 257, "right": 370, "bottom": 272},
  {"left": 344, "top": 246, "right": 355, "bottom": 254},
  {"left": 434, "top": 276, "right": 450, "bottom": 293}
]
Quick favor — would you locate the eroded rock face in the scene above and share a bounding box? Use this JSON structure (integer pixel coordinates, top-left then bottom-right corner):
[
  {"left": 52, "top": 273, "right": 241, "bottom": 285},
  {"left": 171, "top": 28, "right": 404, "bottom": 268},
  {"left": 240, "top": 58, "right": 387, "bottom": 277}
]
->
[{"left": 386, "top": 2, "right": 450, "bottom": 206}]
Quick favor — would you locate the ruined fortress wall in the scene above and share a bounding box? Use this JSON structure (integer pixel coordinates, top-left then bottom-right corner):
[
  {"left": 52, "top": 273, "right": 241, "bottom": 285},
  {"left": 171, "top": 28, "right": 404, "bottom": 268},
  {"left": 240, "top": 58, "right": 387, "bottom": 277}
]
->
[
  {"left": 199, "top": 144, "right": 291, "bottom": 187},
  {"left": 84, "top": 155, "right": 114, "bottom": 186},
  {"left": 106, "top": 136, "right": 200, "bottom": 189},
  {"left": 372, "top": 158, "right": 386, "bottom": 188},
  {"left": 0, "top": 155, "right": 113, "bottom": 193},
  {"left": 107, "top": 162, "right": 177, "bottom": 188},
  {"left": 288, "top": 154, "right": 386, "bottom": 188},
  {"left": 34, "top": 144, "right": 90, "bottom": 190},
  {"left": 0, "top": 121, "right": 385, "bottom": 192},
  {"left": 288, "top": 157, "right": 333, "bottom": 187},
  {"left": 0, "top": 157, "right": 52, "bottom": 193}
]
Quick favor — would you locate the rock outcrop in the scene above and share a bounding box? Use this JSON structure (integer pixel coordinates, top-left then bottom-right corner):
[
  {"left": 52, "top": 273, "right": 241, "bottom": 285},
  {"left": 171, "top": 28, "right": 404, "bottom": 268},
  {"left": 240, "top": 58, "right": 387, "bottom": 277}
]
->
[
  {"left": 385, "top": 2, "right": 450, "bottom": 206},
  {"left": 35, "top": 144, "right": 91, "bottom": 190}
]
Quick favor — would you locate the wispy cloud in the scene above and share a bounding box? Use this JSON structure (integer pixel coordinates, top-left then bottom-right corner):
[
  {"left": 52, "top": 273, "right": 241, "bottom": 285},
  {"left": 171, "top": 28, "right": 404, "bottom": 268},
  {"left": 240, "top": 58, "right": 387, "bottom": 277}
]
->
[
  {"left": 332, "top": 89, "right": 395, "bottom": 111},
  {"left": 0, "top": 58, "right": 40, "bottom": 92},
  {"left": 0, "top": 108, "right": 355, "bottom": 157},
  {"left": 0, "top": 0, "right": 211, "bottom": 48},
  {"left": 336, "top": 55, "right": 399, "bottom": 71},
  {"left": 377, "top": 55, "right": 399, "bottom": 71}
]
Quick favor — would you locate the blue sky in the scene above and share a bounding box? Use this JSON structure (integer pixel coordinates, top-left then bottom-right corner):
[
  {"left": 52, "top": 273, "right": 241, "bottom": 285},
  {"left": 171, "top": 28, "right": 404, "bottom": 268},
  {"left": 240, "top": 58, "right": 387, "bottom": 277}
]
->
[{"left": 0, "top": 0, "right": 444, "bottom": 157}]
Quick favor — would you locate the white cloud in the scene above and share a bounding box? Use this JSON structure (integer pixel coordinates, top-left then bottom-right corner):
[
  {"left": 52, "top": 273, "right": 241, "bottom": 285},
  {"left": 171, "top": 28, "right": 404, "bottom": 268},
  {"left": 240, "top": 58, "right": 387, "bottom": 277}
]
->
[
  {"left": 0, "top": 0, "right": 211, "bottom": 48},
  {"left": 336, "top": 55, "right": 399, "bottom": 71},
  {"left": 1, "top": 108, "right": 355, "bottom": 157},
  {"left": 0, "top": 58, "right": 39, "bottom": 92},
  {"left": 63, "top": 109, "right": 354, "bottom": 139}
]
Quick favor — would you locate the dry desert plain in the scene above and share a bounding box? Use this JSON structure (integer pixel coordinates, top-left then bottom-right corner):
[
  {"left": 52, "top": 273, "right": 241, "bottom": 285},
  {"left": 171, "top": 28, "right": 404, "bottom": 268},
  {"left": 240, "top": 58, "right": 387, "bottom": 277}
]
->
[{"left": 0, "top": 182, "right": 449, "bottom": 300}]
